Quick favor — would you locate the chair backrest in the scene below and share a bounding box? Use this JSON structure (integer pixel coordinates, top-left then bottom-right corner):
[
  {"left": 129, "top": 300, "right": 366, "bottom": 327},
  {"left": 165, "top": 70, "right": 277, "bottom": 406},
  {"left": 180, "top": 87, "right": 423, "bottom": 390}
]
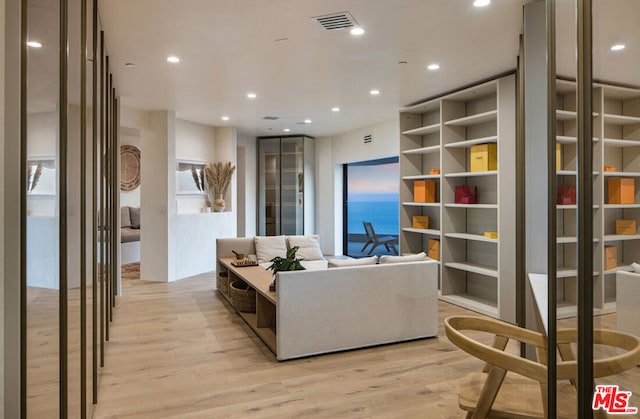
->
[
  {"left": 362, "top": 221, "right": 375, "bottom": 239},
  {"left": 445, "top": 315, "right": 640, "bottom": 384}
]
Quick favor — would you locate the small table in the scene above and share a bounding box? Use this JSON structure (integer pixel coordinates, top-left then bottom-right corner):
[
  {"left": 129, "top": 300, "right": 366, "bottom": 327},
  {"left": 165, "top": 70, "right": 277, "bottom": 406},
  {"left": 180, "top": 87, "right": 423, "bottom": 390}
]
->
[{"left": 217, "top": 258, "right": 277, "bottom": 355}]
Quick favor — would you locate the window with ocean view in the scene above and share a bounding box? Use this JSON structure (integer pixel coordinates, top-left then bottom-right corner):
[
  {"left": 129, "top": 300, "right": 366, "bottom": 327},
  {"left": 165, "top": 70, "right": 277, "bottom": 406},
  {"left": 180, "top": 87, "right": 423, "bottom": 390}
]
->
[{"left": 344, "top": 157, "right": 399, "bottom": 258}]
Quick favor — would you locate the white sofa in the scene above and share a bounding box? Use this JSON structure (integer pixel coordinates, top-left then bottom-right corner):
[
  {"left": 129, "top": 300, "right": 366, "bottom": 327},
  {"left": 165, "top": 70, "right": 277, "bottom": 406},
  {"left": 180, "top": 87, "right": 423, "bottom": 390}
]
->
[
  {"left": 617, "top": 271, "right": 640, "bottom": 338},
  {"left": 217, "top": 237, "right": 439, "bottom": 360}
]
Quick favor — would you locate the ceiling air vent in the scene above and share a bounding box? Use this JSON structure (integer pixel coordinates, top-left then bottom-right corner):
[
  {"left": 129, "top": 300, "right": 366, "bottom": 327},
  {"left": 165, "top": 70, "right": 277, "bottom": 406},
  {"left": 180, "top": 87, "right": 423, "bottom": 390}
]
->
[
  {"left": 363, "top": 134, "right": 372, "bottom": 144},
  {"left": 312, "top": 12, "right": 358, "bottom": 31},
  {"left": 262, "top": 116, "right": 279, "bottom": 120}
]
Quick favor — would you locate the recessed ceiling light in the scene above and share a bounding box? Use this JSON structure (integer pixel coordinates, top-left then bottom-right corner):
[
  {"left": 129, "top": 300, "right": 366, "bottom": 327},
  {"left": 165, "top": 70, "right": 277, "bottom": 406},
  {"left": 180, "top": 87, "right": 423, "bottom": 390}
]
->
[
  {"left": 125, "top": 62, "right": 136, "bottom": 68},
  {"left": 247, "top": 93, "right": 257, "bottom": 99},
  {"left": 304, "top": 119, "right": 312, "bottom": 124},
  {"left": 473, "top": 0, "right": 491, "bottom": 7},
  {"left": 370, "top": 89, "right": 380, "bottom": 96},
  {"left": 332, "top": 107, "right": 340, "bottom": 112},
  {"left": 284, "top": 128, "right": 291, "bottom": 132},
  {"left": 611, "top": 44, "right": 626, "bottom": 51},
  {"left": 221, "top": 116, "right": 230, "bottom": 121},
  {"left": 166, "top": 55, "right": 180, "bottom": 63},
  {"left": 427, "top": 63, "right": 440, "bottom": 71},
  {"left": 350, "top": 27, "right": 365, "bottom": 36},
  {"left": 27, "top": 41, "right": 42, "bottom": 48}
]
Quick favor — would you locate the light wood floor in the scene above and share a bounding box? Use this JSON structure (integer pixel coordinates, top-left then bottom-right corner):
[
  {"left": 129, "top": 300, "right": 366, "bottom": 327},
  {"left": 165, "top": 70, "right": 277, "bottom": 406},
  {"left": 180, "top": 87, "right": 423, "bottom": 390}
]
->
[{"left": 92, "top": 273, "right": 640, "bottom": 418}]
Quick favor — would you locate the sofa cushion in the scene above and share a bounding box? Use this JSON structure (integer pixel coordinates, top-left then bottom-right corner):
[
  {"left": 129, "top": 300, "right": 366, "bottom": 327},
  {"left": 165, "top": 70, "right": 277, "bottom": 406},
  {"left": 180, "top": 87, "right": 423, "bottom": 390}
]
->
[
  {"left": 287, "top": 235, "right": 325, "bottom": 261},
  {"left": 380, "top": 252, "right": 427, "bottom": 264},
  {"left": 129, "top": 206, "right": 141, "bottom": 228},
  {"left": 120, "top": 206, "right": 131, "bottom": 228},
  {"left": 632, "top": 262, "right": 640, "bottom": 273},
  {"left": 301, "top": 260, "right": 329, "bottom": 270},
  {"left": 328, "top": 256, "right": 377, "bottom": 268},
  {"left": 254, "top": 235, "right": 288, "bottom": 263},
  {"left": 121, "top": 227, "right": 140, "bottom": 243}
]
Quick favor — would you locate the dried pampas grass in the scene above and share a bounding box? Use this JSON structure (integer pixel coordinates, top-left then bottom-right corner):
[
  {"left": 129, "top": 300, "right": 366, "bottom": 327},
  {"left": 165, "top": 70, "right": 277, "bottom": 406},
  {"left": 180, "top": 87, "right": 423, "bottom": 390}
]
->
[{"left": 205, "top": 161, "right": 236, "bottom": 198}]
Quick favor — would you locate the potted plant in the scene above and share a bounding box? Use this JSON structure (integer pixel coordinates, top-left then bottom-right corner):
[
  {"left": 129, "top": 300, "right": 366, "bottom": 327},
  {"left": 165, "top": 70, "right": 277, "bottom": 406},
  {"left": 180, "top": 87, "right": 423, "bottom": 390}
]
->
[{"left": 266, "top": 246, "right": 305, "bottom": 291}]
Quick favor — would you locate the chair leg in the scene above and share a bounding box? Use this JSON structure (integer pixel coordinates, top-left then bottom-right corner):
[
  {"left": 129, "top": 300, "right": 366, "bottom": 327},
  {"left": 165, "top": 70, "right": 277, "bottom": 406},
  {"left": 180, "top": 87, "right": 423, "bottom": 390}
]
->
[
  {"left": 471, "top": 366, "right": 507, "bottom": 419},
  {"left": 360, "top": 239, "right": 372, "bottom": 252},
  {"left": 368, "top": 243, "right": 380, "bottom": 255},
  {"left": 390, "top": 243, "right": 398, "bottom": 255}
]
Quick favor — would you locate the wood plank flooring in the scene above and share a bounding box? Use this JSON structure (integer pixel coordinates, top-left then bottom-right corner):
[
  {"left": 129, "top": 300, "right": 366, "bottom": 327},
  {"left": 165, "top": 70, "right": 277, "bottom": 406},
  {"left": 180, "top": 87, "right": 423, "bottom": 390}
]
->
[{"left": 92, "top": 272, "right": 640, "bottom": 418}]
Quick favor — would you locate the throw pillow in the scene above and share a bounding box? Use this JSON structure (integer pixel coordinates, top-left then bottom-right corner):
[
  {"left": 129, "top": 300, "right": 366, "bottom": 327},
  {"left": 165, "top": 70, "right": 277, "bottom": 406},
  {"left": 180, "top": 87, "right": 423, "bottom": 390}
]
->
[
  {"left": 379, "top": 252, "right": 427, "bottom": 264},
  {"left": 631, "top": 262, "right": 640, "bottom": 273},
  {"left": 328, "top": 256, "right": 378, "bottom": 268},
  {"left": 129, "top": 207, "right": 141, "bottom": 227},
  {"left": 254, "top": 235, "right": 288, "bottom": 263},
  {"left": 286, "top": 235, "right": 325, "bottom": 261},
  {"left": 120, "top": 206, "right": 131, "bottom": 228}
]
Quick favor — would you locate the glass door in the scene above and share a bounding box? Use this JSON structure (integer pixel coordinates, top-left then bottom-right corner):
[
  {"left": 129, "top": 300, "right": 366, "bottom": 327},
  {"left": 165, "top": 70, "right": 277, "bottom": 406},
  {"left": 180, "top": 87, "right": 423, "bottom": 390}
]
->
[{"left": 343, "top": 157, "right": 399, "bottom": 258}]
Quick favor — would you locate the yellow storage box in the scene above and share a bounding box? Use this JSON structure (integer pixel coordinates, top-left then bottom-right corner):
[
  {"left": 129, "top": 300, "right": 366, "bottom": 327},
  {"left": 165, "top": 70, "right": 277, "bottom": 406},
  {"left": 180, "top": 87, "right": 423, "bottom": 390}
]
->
[
  {"left": 412, "top": 216, "right": 429, "bottom": 229},
  {"left": 605, "top": 245, "right": 617, "bottom": 270},
  {"left": 470, "top": 143, "right": 497, "bottom": 172},
  {"left": 427, "top": 239, "right": 440, "bottom": 261},
  {"left": 414, "top": 180, "right": 436, "bottom": 203},
  {"left": 616, "top": 220, "right": 637, "bottom": 235}
]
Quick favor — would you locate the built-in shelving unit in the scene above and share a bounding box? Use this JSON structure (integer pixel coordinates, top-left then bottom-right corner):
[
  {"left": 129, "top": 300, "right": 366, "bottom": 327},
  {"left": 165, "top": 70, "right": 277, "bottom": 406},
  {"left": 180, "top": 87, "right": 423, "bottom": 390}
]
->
[
  {"left": 600, "top": 83, "right": 640, "bottom": 312},
  {"left": 400, "top": 76, "right": 639, "bottom": 320},
  {"left": 399, "top": 75, "right": 516, "bottom": 321}
]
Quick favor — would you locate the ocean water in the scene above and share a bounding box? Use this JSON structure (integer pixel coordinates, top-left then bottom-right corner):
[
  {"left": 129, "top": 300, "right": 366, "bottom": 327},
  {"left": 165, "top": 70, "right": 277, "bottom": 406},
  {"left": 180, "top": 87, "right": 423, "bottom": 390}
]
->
[{"left": 347, "top": 201, "right": 399, "bottom": 236}]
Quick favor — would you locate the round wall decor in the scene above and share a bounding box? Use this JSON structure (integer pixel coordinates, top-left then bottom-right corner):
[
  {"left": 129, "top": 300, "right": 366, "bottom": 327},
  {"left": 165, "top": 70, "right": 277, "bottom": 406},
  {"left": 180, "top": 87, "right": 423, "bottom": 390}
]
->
[{"left": 120, "top": 145, "right": 141, "bottom": 191}]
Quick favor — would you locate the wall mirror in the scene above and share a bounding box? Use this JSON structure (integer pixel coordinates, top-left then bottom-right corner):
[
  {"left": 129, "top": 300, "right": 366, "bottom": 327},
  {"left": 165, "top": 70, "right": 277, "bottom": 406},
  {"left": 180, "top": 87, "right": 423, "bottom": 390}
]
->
[{"left": 176, "top": 160, "right": 206, "bottom": 195}]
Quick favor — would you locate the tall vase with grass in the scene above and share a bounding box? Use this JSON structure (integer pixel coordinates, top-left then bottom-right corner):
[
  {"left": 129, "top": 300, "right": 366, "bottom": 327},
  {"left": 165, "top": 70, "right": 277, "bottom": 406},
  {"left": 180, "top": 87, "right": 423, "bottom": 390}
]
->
[{"left": 204, "top": 161, "right": 236, "bottom": 212}]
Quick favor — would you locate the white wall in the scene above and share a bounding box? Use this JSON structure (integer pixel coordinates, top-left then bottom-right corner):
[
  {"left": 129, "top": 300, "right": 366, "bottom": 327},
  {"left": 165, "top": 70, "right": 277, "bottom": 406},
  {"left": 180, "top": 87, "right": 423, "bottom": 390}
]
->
[
  {"left": 315, "top": 117, "right": 400, "bottom": 255},
  {"left": 237, "top": 131, "right": 256, "bottom": 237}
]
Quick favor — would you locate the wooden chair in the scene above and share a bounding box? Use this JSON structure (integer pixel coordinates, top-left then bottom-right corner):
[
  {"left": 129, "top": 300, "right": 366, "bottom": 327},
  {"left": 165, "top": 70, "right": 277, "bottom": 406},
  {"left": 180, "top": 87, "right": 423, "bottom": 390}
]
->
[
  {"left": 444, "top": 315, "right": 640, "bottom": 419},
  {"left": 360, "top": 221, "right": 398, "bottom": 255}
]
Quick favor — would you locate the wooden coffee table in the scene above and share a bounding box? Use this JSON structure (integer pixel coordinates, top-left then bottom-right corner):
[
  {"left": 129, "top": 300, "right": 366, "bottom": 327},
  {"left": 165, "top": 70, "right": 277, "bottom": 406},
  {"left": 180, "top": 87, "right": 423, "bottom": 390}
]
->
[{"left": 217, "top": 258, "right": 277, "bottom": 354}]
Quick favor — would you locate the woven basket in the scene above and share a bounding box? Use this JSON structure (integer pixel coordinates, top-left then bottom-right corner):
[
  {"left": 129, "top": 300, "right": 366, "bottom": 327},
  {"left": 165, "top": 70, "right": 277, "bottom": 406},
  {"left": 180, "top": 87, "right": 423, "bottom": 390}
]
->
[
  {"left": 217, "top": 271, "right": 229, "bottom": 294},
  {"left": 229, "top": 280, "right": 256, "bottom": 313}
]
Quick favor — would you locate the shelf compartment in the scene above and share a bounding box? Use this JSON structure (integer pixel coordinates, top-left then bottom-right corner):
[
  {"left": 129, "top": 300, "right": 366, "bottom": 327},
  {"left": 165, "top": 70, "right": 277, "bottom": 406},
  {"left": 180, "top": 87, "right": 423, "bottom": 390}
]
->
[
  {"left": 557, "top": 135, "right": 599, "bottom": 144},
  {"left": 557, "top": 204, "right": 600, "bottom": 209},
  {"left": 444, "top": 110, "right": 497, "bottom": 127},
  {"left": 402, "top": 227, "right": 440, "bottom": 236},
  {"left": 556, "top": 236, "right": 600, "bottom": 244},
  {"left": 444, "top": 262, "right": 498, "bottom": 278},
  {"left": 444, "top": 136, "right": 498, "bottom": 149},
  {"left": 604, "top": 234, "right": 640, "bottom": 242},
  {"left": 603, "top": 138, "right": 640, "bottom": 147},
  {"left": 445, "top": 232, "right": 498, "bottom": 243},
  {"left": 556, "top": 170, "right": 600, "bottom": 176},
  {"left": 604, "top": 264, "right": 635, "bottom": 275},
  {"left": 402, "top": 174, "right": 441, "bottom": 180},
  {"left": 402, "top": 123, "right": 441, "bottom": 136},
  {"left": 603, "top": 172, "right": 640, "bottom": 177},
  {"left": 402, "top": 202, "right": 441, "bottom": 207},
  {"left": 444, "top": 203, "right": 497, "bottom": 209},
  {"left": 556, "top": 109, "right": 599, "bottom": 121},
  {"left": 603, "top": 113, "right": 640, "bottom": 125},
  {"left": 402, "top": 145, "right": 440, "bottom": 155},
  {"left": 556, "top": 268, "right": 599, "bottom": 278},
  {"left": 444, "top": 171, "right": 498, "bottom": 178},
  {"left": 604, "top": 204, "right": 640, "bottom": 209},
  {"left": 439, "top": 294, "right": 498, "bottom": 318}
]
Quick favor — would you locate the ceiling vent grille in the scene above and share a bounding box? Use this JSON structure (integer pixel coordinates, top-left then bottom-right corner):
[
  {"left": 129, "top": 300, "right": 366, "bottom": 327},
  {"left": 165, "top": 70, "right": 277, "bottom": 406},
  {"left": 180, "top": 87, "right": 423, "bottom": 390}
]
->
[
  {"left": 312, "top": 12, "right": 358, "bottom": 31},
  {"left": 262, "top": 116, "right": 279, "bottom": 120},
  {"left": 363, "top": 134, "right": 372, "bottom": 144}
]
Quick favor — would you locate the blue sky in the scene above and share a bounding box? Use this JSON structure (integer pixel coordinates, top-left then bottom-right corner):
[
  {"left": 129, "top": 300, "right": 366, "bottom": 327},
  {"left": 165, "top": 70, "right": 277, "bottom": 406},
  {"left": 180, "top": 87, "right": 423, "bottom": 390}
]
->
[{"left": 348, "top": 162, "right": 399, "bottom": 202}]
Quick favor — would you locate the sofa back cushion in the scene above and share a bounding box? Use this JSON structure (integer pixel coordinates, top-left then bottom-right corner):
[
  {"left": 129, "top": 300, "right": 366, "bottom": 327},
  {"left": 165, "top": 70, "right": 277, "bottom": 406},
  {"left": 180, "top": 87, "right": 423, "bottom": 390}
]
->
[
  {"left": 254, "top": 235, "right": 288, "bottom": 263},
  {"left": 379, "top": 252, "right": 427, "bottom": 264},
  {"left": 129, "top": 207, "right": 141, "bottom": 227},
  {"left": 287, "top": 235, "right": 324, "bottom": 261},
  {"left": 328, "top": 256, "right": 377, "bottom": 268}
]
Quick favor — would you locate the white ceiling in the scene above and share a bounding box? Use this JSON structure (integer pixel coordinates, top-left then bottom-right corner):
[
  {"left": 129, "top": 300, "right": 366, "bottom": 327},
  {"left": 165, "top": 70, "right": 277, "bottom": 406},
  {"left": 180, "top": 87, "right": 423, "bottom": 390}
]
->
[{"left": 31, "top": 0, "right": 640, "bottom": 137}]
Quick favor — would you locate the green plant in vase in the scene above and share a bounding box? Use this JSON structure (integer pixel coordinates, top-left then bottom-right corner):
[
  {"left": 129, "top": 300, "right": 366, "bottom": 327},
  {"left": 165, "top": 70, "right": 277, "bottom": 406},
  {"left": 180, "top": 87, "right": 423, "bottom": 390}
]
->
[{"left": 266, "top": 246, "right": 305, "bottom": 291}]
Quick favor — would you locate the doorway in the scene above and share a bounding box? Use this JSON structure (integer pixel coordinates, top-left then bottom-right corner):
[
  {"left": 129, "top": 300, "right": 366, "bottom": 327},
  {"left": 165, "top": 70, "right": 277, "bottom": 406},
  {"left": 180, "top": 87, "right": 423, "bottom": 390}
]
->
[{"left": 343, "top": 157, "right": 399, "bottom": 258}]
